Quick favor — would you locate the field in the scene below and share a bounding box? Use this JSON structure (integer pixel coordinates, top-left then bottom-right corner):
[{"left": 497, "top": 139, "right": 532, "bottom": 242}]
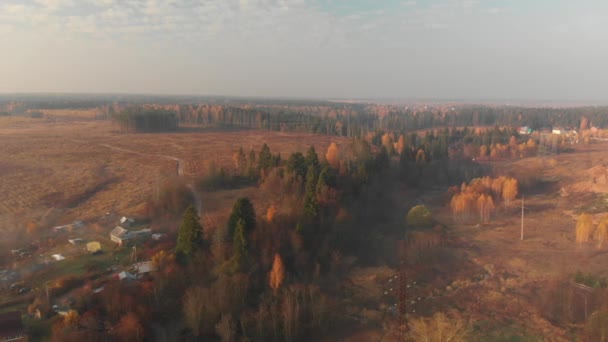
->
[
  {"left": 0, "top": 116, "right": 348, "bottom": 239},
  {"left": 418, "top": 142, "right": 608, "bottom": 340}
]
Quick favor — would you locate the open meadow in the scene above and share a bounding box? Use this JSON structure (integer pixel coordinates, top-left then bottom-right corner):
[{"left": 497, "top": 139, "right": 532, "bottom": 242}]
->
[{"left": 0, "top": 116, "right": 349, "bottom": 240}]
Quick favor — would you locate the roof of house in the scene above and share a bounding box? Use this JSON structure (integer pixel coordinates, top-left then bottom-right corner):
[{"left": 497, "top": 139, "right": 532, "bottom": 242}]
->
[
  {"left": 86, "top": 241, "right": 101, "bottom": 252},
  {"left": 120, "top": 217, "right": 135, "bottom": 224},
  {"left": 110, "top": 226, "right": 128, "bottom": 238},
  {"left": 0, "top": 311, "right": 23, "bottom": 337},
  {"left": 52, "top": 254, "right": 65, "bottom": 261},
  {"left": 132, "top": 261, "right": 158, "bottom": 274}
]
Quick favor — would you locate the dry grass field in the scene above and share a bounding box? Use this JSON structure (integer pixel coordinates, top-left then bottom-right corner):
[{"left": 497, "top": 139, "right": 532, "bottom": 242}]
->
[
  {"left": 0, "top": 116, "right": 349, "bottom": 237},
  {"left": 420, "top": 141, "right": 608, "bottom": 340}
]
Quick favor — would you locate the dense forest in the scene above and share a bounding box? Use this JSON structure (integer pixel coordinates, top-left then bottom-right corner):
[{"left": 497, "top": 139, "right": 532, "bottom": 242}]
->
[
  {"left": 111, "top": 107, "right": 179, "bottom": 133},
  {"left": 102, "top": 101, "right": 608, "bottom": 137},
  {"left": 4, "top": 95, "right": 607, "bottom": 136}
]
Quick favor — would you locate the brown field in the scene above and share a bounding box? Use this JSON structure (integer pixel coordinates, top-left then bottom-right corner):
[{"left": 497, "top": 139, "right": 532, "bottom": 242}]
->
[
  {"left": 422, "top": 141, "right": 608, "bottom": 340},
  {"left": 0, "top": 116, "right": 349, "bottom": 235}
]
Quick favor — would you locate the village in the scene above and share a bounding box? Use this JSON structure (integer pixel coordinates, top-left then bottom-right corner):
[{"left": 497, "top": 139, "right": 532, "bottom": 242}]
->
[{"left": 0, "top": 212, "right": 169, "bottom": 339}]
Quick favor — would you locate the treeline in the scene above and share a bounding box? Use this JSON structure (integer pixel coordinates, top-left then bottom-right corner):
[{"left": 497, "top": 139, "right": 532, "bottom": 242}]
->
[
  {"left": 111, "top": 106, "right": 178, "bottom": 133},
  {"left": 449, "top": 176, "right": 519, "bottom": 222},
  {"left": 100, "top": 102, "right": 608, "bottom": 137}
]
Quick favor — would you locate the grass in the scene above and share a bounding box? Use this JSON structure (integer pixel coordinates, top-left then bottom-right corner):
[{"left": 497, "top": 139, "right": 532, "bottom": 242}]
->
[{"left": 0, "top": 116, "right": 349, "bottom": 232}]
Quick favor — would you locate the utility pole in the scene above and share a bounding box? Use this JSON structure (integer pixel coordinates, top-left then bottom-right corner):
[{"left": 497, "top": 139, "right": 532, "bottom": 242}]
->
[{"left": 521, "top": 196, "right": 524, "bottom": 241}]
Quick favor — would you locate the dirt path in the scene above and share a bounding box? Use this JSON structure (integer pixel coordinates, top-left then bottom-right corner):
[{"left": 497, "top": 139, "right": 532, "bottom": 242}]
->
[{"left": 98, "top": 143, "right": 202, "bottom": 213}]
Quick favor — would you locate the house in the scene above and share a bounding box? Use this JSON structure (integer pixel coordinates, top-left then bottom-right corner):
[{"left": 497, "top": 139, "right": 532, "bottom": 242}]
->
[
  {"left": 120, "top": 217, "right": 135, "bottom": 228},
  {"left": 110, "top": 226, "right": 151, "bottom": 246},
  {"left": 0, "top": 311, "right": 25, "bottom": 341},
  {"left": 51, "top": 254, "right": 65, "bottom": 261},
  {"left": 151, "top": 233, "right": 166, "bottom": 240},
  {"left": 86, "top": 241, "right": 102, "bottom": 254},
  {"left": 110, "top": 226, "right": 128, "bottom": 245},
  {"left": 132, "top": 261, "right": 158, "bottom": 276},
  {"left": 518, "top": 126, "right": 532, "bottom": 135},
  {"left": 115, "top": 271, "right": 136, "bottom": 281}
]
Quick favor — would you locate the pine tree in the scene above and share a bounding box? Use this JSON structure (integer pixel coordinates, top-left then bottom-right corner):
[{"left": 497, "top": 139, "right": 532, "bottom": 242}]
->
[
  {"left": 258, "top": 143, "right": 273, "bottom": 172},
  {"left": 305, "top": 146, "right": 320, "bottom": 172},
  {"left": 286, "top": 152, "right": 307, "bottom": 180},
  {"left": 227, "top": 197, "right": 256, "bottom": 238},
  {"left": 303, "top": 165, "right": 319, "bottom": 223},
  {"left": 232, "top": 218, "right": 248, "bottom": 268},
  {"left": 176, "top": 206, "right": 204, "bottom": 259}
]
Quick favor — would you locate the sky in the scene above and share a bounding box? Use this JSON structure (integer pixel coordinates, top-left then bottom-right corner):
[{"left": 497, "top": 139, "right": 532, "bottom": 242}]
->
[{"left": 1, "top": 0, "right": 608, "bottom": 101}]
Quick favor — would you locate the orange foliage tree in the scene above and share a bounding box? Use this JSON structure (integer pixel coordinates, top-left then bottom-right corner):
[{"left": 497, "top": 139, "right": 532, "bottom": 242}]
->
[
  {"left": 325, "top": 142, "right": 340, "bottom": 169},
  {"left": 269, "top": 254, "right": 285, "bottom": 294},
  {"left": 576, "top": 213, "right": 594, "bottom": 244}
]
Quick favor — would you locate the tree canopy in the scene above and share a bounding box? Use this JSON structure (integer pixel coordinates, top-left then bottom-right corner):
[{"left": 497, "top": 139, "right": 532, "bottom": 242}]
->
[
  {"left": 407, "top": 205, "right": 433, "bottom": 229},
  {"left": 176, "top": 206, "right": 204, "bottom": 259},
  {"left": 227, "top": 197, "right": 256, "bottom": 238}
]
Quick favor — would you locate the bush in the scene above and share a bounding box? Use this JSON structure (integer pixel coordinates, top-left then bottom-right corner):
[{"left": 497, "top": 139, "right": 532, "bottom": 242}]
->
[{"left": 407, "top": 205, "right": 433, "bottom": 229}]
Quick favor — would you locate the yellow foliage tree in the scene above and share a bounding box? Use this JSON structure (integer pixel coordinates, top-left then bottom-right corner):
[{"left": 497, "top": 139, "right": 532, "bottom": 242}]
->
[
  {"left": 484, "top": 195, "right": 495, "bottom": 223},
  {"left": 269, "top": 253, "right": 285, "bottom": 294},
  {"left": 595, "top": 216, "right": 608, "bottom": 248},
  {"left": 408, "top": 312, "right": 469, "bottom": 342},
  {"left": 477, "top": 194, "right": 486, "bottom": 223},
  {"left": 325, "top": 142, "right": 340, "bottom": 169},
  {"left": 396, "top": 135, "right": 406, "bottom": 155},
  {"left": 502, "top": 178, "right": 519, "bottom": 207},
  {"left": 479, "top": 145, "right": 488, "bottom": 158},
  {"left": 266, "top": 205, "right": 277, "bottom": 223},
  {"left": 381, "top": 133, "right": 395, "bottom": 155},
  {"left": 576, "top": 213, "right": 594, "bottom": 244}
]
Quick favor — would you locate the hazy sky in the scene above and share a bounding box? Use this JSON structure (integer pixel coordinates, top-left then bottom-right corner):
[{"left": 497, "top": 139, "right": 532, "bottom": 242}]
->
[{"left": 1, "top": 0, "right": 607, "bottom": 100}]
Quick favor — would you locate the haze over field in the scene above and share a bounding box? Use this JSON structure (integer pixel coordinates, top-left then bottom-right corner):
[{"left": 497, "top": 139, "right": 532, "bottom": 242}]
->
[{"left": 1, "top": 0, "right": 608, "bottom": 101}]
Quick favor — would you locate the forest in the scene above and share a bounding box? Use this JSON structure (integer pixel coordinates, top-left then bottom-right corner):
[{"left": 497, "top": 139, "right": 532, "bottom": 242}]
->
[{"left": 102, "top": 101, "right": 608, "bottom": 138}]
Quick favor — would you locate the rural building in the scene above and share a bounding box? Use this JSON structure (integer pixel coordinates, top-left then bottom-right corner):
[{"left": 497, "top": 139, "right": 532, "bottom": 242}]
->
[
  {"left": 116, "top": 271, "right": 136, "bottom": 281},
  {"left": 51, "top": 254, "right": 65, "bottom": 261},
  {"left": 0, "top": 311, "right": 25, "bottom": 341},
  {"left": 86, "top": 241, "right": 102, "bottom": 254},
  {"left": 151, "top": 233, "right": 166, "bottom": 240},
  {"left": 120, "top": 216, "right": 135, "bottom": 227},
  {"left": 552, "top": 127, "right": 564, "bottom": 135},
  {"left": 132, "top": 261, "right": 158, "bottom": 276},
  {"left": 110, "top": 226, "right": 151, "bottom": 246},
  {"left": 68, "top": 238, "right": 84, "bottom": 245},
  {"left": 110, "top": 226, "right": 128, "bottom": 245},
  {"left": 518, "top": 126, "right": 532, "bottom": 135}
]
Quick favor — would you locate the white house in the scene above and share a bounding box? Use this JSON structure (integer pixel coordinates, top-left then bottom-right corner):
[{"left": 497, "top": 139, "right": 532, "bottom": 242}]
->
[
  {"left": 120, "top": 217, "right": 135, "bottom": 228},
  {"left": 132, "top": 261, "right": 158, "bottom": 275},
  {"left": 110, "top": 226, "right": 151, "bottom": 246},
  {"left": 110, "top": 226, "right": 128, "bottom": 245}
]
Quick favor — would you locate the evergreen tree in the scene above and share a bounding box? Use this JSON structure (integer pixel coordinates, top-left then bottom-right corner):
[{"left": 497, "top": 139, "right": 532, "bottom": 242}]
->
[
  {"left": 176, "top": 206, "right": 204, "bottom": 260},
  {"left": 232, "top": 218, "right": 248, "bottom": 269},
  {"left": 303, "top": 165, "right": 319, "bottom": 223},
  {"left": 258, "top": 143, "right": 273, "bottom": 172},
  {"left": 287, "top": 152, "right": 307, "bottom": 180},
  {"left": 305, "top": 146, "right": 320, "bottom": 172},
  {"left": 316, "top": 165, "right": 336, "bottom": 191},
  {"left": 227, "top": 197, "right": 256, "bottom": 238}
]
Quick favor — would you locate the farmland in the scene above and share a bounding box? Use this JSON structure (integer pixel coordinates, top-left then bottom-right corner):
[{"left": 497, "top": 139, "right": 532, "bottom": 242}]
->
[
  {"left": 0, "top": 117, "right": 348, "bottom": 237},
  {"left": 3, "top": 109, "right": 608, "bottom": 341}
]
